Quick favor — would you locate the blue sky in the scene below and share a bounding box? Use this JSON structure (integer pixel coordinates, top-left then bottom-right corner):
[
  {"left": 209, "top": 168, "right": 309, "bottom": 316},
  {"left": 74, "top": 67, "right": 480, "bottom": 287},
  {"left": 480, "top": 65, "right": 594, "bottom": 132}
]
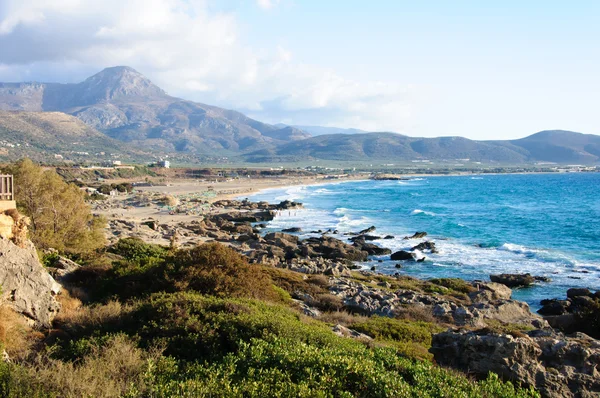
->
[{"left": 0, "top": 0, "right": 599, "bottom": 139}]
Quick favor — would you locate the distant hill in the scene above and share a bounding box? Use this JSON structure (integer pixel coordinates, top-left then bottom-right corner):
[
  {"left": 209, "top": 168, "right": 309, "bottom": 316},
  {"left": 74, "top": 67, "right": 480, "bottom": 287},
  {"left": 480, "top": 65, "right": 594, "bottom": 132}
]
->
[
  {"left": 245, "top": 131, "right": 600, "bottom": 164},
  {"left": 0, "top": 66, "right": 311, "bottom": 155},
  {"left": 1, "top": 66, "right": 598, "bottom": 165},
  {"left": 289, "top": 125, "right": 370, "bottom": 136},
  {"left": 0, "top": 111, "right": 136, "bottom": 162}
]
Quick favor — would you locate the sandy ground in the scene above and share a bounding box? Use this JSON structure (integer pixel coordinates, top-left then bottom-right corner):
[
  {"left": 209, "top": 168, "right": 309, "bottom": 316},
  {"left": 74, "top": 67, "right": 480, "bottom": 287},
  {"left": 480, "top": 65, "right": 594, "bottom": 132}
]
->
[{"left": 93, "top": 175, "right": 366, "bottom": 230}]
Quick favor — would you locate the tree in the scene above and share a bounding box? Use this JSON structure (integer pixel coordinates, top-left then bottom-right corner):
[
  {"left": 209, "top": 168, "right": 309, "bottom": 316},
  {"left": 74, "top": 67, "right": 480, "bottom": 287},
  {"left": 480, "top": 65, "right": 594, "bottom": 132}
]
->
[{"left": 4, "top": 159, "right": 106, "bottom": 255}]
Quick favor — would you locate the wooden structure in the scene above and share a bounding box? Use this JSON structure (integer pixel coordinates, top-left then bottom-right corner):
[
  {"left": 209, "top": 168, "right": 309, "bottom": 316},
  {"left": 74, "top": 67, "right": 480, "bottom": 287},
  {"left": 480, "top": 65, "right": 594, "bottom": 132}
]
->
[
  {"left": 0, "top": 175, "right": 16, "bottom": 212},
  {"left": 0, "top": 175, "right": 14, "bottom": 201}
]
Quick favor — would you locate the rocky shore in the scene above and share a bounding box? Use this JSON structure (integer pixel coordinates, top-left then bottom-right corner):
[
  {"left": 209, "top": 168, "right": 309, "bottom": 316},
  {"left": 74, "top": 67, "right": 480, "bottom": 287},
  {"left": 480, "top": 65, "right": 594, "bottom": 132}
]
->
[{"left": 91, "top": 194, "right": 600, "bottom": 398}]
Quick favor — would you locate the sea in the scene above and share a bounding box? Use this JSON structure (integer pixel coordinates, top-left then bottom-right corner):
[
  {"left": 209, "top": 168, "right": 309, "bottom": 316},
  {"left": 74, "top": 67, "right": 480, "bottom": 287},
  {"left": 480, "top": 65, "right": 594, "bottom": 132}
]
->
[{"left": 246, "top": 173, "right": 600, "bottom": 309}]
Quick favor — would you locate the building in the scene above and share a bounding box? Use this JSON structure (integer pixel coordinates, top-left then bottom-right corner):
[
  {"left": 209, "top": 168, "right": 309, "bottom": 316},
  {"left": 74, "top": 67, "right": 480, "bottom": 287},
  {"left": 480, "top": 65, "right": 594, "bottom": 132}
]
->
[
  {"left": 0, "top": 175, "right": 16, "bottom": 212},
  {"left": 158, "top": 160, "right": 170, "bottom": 168}
]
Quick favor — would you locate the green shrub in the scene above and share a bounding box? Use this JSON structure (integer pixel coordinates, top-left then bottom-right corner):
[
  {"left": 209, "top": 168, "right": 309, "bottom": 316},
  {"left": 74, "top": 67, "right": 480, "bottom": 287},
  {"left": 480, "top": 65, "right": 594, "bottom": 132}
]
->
[
  {"left": 428, "top": 278, "right": 476, "bottom": 295},
  {"left": 166, "top": 243, "right": 282, "bottom": 302}
]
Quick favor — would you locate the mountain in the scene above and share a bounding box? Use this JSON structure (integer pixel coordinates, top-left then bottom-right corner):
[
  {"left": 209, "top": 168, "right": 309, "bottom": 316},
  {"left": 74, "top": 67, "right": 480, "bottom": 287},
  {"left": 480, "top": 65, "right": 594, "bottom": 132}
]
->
[
  {"left": 1, "top": 67, "right": 598, "bottom": 165},
  {"left": 0, "top": 67, "right": 311, "bottom": 155},
  {"left": 290, "top": 125, "right": 370, "bottom": 136},
  {"left": 0, "top": 111, "right": 132, "bottom": 162},
  {"left": 245, "top": 131, "right": 600, "bottom": 164}
]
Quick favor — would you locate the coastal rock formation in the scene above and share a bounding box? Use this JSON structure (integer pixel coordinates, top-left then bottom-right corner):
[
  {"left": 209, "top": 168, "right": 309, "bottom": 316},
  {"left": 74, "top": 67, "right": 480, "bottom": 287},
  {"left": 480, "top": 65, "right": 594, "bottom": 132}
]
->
[
  {"left": 411, "top": 241, "right": 438, "bottom": 254},
  {"left": 403, "top": 231, "right": 427, "bottom": 240},
  {"left": 328, "top": 277, "right": 545, "bottom": 328},
  {"left": 430, "top": 329, "right": 600, "bottom": 398},
  {"left": 538, "top": 288, "right": 600, "bottom": 338},
  {"left": 490, "top": 273, "right": 536, "bottom": 288},
  {"left": 390, "top": 250, "right": 415, "bottom": 261},
  {"left": 0, "top": 238, "right": 61, "bottom": 328}
]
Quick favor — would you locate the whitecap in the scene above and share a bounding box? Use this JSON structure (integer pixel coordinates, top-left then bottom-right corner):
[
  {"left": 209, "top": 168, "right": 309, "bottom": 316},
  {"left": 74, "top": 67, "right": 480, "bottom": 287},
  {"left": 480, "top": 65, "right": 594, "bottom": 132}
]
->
[{"left": 411, "top": 209, "right": 436, "bottom": 216}]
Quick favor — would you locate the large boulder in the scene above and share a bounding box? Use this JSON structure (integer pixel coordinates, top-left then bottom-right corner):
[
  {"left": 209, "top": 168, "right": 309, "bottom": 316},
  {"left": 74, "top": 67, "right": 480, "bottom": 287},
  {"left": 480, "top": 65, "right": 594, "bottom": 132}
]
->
[
  {"left": 469, "top": 282, "right": 512, "bottom": 302},
  {"left": 490, "top": 273, "right": 535, "bottom": 288},
  {"left": 390, "top": 250, "right": 415, "bottom": 261},
  {"left": 0, "top": 239, "right": 61, "bottom": 328},
  {"left": 303, "top": 237, "right": 368, "bottom": 262},
  {"left": 431, "top": 329, "right": 600, "bottom": 398}
]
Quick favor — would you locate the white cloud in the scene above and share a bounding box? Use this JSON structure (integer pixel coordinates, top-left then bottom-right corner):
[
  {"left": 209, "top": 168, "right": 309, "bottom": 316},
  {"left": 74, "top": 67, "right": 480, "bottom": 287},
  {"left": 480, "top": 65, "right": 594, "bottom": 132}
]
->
[
  {"left": 256, "top": 0, "right": 281, "bottom": 10},
  {"left": 0, "top": 0, "right": 417, "bottom": 132}
]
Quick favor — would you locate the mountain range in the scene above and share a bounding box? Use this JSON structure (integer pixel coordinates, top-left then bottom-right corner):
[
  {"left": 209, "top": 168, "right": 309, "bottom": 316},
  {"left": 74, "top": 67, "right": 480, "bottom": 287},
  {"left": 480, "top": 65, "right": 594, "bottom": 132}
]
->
[
  {"left": 0, "top": 66, "right": 310, "bottom": 155},
  {"left": 0, "top": 66, "right": 599, "bottom": 165}
]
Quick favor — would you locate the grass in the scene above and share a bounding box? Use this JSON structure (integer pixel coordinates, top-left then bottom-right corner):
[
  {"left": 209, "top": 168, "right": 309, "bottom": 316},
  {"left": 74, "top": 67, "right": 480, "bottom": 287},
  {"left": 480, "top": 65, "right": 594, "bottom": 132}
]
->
[{"left": 0, "top": 240, "right": 541, "bottom": 397}]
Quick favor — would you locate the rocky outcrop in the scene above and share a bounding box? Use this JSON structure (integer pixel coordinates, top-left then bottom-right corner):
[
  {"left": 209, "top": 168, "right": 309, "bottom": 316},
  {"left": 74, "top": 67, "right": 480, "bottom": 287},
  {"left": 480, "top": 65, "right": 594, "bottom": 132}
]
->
[
  {"left": 329, "top": 277, "right": 545, "bottom": 328},
  {"left": 332, "top": 324, "right": 373, "bottom": 340},
  {"left": 390, "top": 250, "right": 415, "bottom": 261},
  {"left": 0, "top": 239, "right": 61, "bottom": 328},
  {"left": 430, "top": 329, "right": 600, "bottom": 398},
  {"left": 403, "top": 231, "right": 427, "bottom": 240},
  {"left": 538, "top": 288, "right": 600, "bottom": 338},
  {"left": 411, "top": 241, "right": 438, "bottom": 253},
  {"left": 490, "top": 273, "right": 536, "bottom": 288}
]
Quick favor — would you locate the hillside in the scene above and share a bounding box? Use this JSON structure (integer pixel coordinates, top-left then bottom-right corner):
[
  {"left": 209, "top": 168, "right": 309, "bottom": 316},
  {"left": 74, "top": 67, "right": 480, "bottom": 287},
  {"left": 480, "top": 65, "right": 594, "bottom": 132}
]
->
[
  {"left": 1, "top": 67, "right": 599, "bottom": 165},
  {"left": 0, "top": 67, "right": 311, "bottom": 155},
  {"left": 245, "top": 131, "right": 600, "bottom": 164},
  {"left": 289, "top": 125, "right": 370, "bottom": 136},
  {"left": 0, "top": 111, "right": 134, "bottom": 162}
]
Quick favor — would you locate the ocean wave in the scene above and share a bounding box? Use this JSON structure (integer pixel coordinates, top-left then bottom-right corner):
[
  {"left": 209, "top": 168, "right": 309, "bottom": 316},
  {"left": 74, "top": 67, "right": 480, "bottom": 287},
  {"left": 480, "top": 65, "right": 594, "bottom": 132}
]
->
[
  {"left": 471, "top": 177, "right": 484, "bottom": 180},
  {"left": 333, "top": 207, "right": 348, "bottom": 216},
  {"left": 411, "top": 209, "right": 436, "bottom": 216},
  {"left": 410, "top": 178, "right": 426, "bottom": 181}
]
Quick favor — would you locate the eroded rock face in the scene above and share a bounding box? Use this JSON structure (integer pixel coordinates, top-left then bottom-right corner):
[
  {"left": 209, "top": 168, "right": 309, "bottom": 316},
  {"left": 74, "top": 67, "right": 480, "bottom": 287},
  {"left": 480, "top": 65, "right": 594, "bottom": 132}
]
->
[
  {"left": 0, "top": 239, "right": 61, "bottom": 328},
  {"left": 430, "top": 329, "right": 600, "bottom": 398}
]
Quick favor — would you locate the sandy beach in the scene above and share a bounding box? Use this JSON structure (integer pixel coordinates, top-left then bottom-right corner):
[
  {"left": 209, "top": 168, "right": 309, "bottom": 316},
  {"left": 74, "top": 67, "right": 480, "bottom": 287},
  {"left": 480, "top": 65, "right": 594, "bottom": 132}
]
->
[{"left": 92, "top": 174, "right": 365, "bottom": 245}]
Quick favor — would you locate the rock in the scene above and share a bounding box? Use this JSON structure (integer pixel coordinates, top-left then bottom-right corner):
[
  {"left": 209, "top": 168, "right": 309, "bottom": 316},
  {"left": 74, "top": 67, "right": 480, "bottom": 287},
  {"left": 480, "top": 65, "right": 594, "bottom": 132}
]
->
[
  {"left": 538, "top": 299, "right": 570, "bottom": 316},
  {"left": 265, "top": 232, "right": 299, "bottom": 244},
  {"left": 282, "top": 227, "right": 302, "bottom": 233},
  {"left": 490, "top": 273, "right": 535, "bottom": 288},
  {"left": 0, "top": 239, "right": 61, "bottom": 328},
  {"left": 534, "top": 276, "right": 552, "bottom": 283},
  {"left": 470, "top": 300, "right": 546, "bottom": 329},
  {"left": 410, "top": 241, "right": 438, "bottom": 253},
  {"left": 430, "top": 329, "right": 600, "bottom": 398},
  {"left": 469, "top": 282, "right": 512, "bottom": 302},
  {"left": 304, "top": 236, "right": 368, "bottom": 261},
  {"left": 416, "top": 257, "right": 426, "bottom": 263},
  {"left": 47, "top": 256, "right": 82, "bottom": 284},
  {"left": 297, "top": 301, "right": 321, "bottom": 318},
  {"left": 353, "top": 241, "right": 392, "bottom": 256},
  {"left": 349, "top": 234, "right": 381, "bottom": 242},
  {"left": 358, "top": 226, "right": 376, "bottom": 235},
  {"left": 276, "top": 200, "right": 303, "bottom": 210},
  {"left": 403, "top": 231, "right": 427, "bottom": 240},
  {"left": 383, "top": 235, "right": 395, "bottom": 239},
  {"left": 141, "top": 219, "right": 159, "bottom": 230},
  {"left": 332, "top": 324, "right": 373, "bottom": 340},
  {"left": 390, "top": 250, "right": 415, "bottom": 261},
  {"left": 567, "top": 288, "right": 592, "bottom": 299}
]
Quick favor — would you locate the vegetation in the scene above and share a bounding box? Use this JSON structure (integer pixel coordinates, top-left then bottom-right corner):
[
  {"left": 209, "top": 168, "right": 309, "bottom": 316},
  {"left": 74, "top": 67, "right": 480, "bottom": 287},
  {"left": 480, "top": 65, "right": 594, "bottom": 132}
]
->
[
  {"left": 0, "top": 239, "right": 540, "bottom": 397},
  {"left": 3, "top": 159, "right": 106, "bottom": 255}
]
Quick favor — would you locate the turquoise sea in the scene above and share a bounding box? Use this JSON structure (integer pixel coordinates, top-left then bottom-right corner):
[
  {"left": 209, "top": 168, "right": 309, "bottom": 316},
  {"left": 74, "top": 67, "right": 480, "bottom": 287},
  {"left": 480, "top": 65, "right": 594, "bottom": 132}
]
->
[{"left": 247, "top": 173, "right": 600, "bottom": 309}]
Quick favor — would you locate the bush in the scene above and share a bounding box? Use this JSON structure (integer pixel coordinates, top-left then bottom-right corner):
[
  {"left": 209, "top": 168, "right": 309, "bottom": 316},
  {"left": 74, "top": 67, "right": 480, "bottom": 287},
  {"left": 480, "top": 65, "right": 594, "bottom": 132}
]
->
[
  {"left": 146, "top": 338, "right": 539, "bottom": 398},
  {"left": 5, "top": 159, "right": 106, "bottom": 255},
  {"left": 167, "top": 243, "right": 282, "bottom": 302},
  {"left": 428, "top": 278, "right": 476, "bottom": 295},
  {"left": 0, "top": 334, "right": 161, "bottom": 398}
]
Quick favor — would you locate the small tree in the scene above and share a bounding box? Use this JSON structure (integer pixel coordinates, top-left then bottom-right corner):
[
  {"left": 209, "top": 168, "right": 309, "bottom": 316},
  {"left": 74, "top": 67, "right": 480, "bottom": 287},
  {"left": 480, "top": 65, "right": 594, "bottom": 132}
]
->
[{"left": 5, "top": 159, "right": 106, "bottom": 255}]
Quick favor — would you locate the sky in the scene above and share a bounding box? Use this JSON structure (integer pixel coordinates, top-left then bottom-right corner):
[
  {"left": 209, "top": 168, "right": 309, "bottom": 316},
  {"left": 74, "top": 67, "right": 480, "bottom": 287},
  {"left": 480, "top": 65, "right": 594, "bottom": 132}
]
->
[{"left": 0, "top": 0, "right": 599, "bottom": 140}]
